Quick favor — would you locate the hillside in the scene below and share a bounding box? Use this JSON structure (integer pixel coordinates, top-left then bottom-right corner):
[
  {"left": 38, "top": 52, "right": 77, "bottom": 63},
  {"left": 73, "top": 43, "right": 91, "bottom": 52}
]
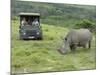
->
[{"left": 11, "top": 0, "right": 96, "bottom": 27}]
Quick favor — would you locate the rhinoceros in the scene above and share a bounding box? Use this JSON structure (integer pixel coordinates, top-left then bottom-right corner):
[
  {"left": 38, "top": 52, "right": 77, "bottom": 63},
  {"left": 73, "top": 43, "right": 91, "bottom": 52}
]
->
[{"left": 58, "top": 29, "right": 92, "bottom": 54}]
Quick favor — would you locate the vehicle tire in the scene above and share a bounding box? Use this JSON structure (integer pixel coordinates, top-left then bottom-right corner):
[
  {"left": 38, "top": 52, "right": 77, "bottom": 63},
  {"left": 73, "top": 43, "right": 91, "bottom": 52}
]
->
[{"left": 37, "top": 36, "right": 43, "bottom": 40}]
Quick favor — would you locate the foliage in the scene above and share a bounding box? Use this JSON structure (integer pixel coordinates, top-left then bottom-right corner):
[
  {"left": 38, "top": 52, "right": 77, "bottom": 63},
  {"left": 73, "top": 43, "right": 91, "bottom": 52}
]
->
[
  {"left": 11, "top": 0, "right": 96, "bottom": 27},
  {"left": 75, "top": 19, "right": 96, "bottom": 32}
]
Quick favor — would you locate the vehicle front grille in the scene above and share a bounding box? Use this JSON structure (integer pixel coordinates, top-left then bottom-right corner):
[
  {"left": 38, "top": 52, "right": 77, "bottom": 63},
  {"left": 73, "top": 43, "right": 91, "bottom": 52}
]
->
[{"left": 26, "top": 30, "right": 36, "bottom": 36}]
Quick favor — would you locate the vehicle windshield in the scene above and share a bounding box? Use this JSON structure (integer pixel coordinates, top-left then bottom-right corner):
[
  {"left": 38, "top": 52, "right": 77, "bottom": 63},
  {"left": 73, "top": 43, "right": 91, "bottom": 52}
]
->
[
  {"left": 20, "top": 16, "right": 39, "bottom": 25},
  {"left": 20, "top": 16, "right": 40, "bottom": 30}
]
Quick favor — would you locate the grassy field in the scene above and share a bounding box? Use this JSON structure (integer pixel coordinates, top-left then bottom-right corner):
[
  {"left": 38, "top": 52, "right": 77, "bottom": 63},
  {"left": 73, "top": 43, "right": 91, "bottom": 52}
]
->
[{"left": 11, "top": 20, "right": 96, "bottom": 73}]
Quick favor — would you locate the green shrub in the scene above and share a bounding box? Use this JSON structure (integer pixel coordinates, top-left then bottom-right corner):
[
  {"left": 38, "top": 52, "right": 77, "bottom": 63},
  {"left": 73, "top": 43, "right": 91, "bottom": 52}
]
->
[
  {"left": 11, "top": 16, "right": 19, "bottom": 20},
  {"left": 75, "top": 19, "right": 96, "bottom": 32}
]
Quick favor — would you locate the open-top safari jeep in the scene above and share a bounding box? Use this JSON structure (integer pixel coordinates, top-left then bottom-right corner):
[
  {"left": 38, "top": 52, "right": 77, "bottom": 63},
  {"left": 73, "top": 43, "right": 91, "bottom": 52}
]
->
[{"left": 19, "top": 13, "right": 43, "bottom": 40}]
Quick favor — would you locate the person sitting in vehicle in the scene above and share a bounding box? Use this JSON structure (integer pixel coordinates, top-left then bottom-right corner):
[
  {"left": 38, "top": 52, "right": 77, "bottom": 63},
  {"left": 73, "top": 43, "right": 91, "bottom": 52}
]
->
[
  {"left": 32, "top": 18, "right": 39, "bottom": 27},
  {"left": 21, "top": 18, "right": 28, "bottom": 26}
]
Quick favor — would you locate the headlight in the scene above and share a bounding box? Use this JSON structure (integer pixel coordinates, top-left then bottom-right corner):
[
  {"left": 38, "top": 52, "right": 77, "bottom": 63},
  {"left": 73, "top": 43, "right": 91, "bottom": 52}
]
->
[
  {"left": 23, "top": 32, "right": 26, "bottom": 35},
  {"left": 37, "top": 32, "right": 39, "bottom": 35}
]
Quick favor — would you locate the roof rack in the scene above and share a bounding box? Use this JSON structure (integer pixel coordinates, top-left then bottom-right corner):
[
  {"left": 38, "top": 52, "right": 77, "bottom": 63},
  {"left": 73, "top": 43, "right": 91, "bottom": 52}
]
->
[{"left": 19, "top": 13, "right": 40, "bottom": 16}]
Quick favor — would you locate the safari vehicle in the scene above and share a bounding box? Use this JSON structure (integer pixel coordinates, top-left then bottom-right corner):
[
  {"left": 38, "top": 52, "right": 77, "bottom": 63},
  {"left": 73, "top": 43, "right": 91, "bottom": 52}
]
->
[{"left": 19, "top": 13, "right": 43, "bottom": 40}]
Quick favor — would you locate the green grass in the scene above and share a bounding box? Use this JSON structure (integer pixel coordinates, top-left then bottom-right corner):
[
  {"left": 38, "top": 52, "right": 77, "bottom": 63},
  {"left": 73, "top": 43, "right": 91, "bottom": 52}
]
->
[{"left": 11, "top": 20, "right": 96, "bottom": 73}]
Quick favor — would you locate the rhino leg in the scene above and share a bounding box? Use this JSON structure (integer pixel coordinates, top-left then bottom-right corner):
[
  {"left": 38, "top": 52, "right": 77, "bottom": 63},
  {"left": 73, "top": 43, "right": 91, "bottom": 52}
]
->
[
  {"left": 70, "top": 45, "right": 73, "bottom": 50},
  {"left": 89, "top": 41, "right": 91, "bottom": 49},
  {"left": 70, "top": 44, "right": 76, "bottom": 51},
  {"left": 82, "top": 44, "right": 86, "bottom": 48}
]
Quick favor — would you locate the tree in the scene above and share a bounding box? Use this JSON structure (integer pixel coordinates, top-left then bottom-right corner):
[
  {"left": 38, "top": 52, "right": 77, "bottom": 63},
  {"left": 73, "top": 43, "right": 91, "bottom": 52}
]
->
[{"left": 75, "top": 19, "right": 96, "bottom": 32}]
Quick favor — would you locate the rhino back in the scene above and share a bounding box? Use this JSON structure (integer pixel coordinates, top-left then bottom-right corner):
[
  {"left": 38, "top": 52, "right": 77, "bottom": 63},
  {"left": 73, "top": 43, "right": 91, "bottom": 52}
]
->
[
  {"left": 67, "top": 29, "right": 92, "bottom": 45},
  {"left": 77, "top": 29, "right": 92, "bottom": 45}
]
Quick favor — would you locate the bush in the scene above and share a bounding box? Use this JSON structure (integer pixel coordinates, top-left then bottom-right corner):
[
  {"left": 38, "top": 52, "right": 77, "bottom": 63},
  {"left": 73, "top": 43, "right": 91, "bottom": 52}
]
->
[
  {"left": 75, "top": 19, "right": 96, "bottom": 32},
  {"left": 11, "top": 16, "right": 19, "bottom": 20}
]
